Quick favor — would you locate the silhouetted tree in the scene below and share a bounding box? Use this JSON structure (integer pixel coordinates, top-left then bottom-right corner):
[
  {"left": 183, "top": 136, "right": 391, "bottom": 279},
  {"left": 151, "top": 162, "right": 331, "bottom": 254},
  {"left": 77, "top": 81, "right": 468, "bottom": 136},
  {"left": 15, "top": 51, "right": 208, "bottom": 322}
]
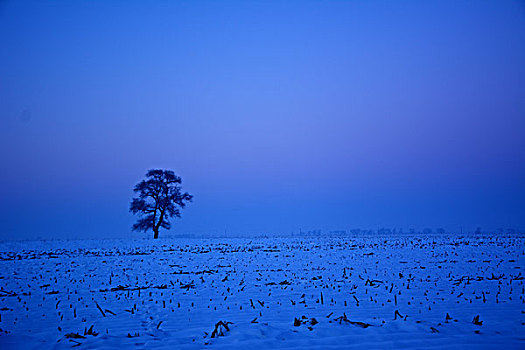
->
[{"left": 130, "top": 169, "right": 193, "bottom": 239}]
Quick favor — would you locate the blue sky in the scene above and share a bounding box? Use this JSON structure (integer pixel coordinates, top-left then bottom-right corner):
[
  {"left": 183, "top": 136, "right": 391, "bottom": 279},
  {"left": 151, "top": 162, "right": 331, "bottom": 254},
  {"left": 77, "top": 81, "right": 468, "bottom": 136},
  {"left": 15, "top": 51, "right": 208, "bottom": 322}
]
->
[{"left": 1, "top": 0, "right": 524, "bottom": 239}]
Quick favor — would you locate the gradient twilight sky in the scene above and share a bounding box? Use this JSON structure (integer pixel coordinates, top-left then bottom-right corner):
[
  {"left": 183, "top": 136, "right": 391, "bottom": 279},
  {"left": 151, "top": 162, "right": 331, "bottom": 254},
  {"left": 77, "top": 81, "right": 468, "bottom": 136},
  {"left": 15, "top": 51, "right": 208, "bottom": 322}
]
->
[{"left": 1, "top": 1, "right": 524, "bottom": 239}]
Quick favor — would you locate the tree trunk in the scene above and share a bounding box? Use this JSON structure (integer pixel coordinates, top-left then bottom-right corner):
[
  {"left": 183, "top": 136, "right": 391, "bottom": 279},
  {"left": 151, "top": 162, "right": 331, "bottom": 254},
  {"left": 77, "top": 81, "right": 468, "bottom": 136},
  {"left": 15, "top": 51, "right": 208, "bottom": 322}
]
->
[{"left": 153, "top": 210, "right": 165, "bottom": 239}]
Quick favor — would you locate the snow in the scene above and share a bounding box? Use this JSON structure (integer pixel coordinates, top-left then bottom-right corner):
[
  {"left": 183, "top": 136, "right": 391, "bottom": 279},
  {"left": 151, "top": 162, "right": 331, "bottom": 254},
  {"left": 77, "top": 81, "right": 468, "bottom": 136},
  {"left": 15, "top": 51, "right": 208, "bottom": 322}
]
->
[{"left": 0, "top": 234, "right": 524, "bottom": 349}]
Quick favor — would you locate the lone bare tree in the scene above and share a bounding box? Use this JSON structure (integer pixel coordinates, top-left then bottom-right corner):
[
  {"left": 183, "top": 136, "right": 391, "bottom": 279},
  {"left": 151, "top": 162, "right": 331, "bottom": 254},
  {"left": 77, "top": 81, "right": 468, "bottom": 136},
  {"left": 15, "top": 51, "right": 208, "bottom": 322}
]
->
[{"left": 130, "top": 169, "right": 193, "bottom": 239}]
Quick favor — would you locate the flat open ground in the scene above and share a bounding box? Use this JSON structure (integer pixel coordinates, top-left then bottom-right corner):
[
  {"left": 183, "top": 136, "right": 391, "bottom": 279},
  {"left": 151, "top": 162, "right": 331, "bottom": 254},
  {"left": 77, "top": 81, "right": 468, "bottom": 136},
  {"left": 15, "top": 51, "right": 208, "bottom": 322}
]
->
[{"left": 0, "top": 234, "right": 524, "bottom": 349}]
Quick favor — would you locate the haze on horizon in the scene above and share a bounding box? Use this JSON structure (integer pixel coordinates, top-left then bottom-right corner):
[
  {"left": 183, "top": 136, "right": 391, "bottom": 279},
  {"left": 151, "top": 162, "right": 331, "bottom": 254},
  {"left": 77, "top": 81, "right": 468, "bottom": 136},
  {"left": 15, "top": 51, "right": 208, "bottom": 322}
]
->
[{"left": 1, "top": 0, "right": 524, "bottom": 240}]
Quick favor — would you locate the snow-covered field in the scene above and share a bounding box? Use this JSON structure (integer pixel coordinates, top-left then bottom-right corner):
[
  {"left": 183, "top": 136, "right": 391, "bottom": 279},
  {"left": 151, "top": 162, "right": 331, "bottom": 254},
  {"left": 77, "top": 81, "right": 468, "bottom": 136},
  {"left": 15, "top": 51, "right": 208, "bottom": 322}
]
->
[{"left": 0, "top": 234, "right": 524, "bottom": 349}]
